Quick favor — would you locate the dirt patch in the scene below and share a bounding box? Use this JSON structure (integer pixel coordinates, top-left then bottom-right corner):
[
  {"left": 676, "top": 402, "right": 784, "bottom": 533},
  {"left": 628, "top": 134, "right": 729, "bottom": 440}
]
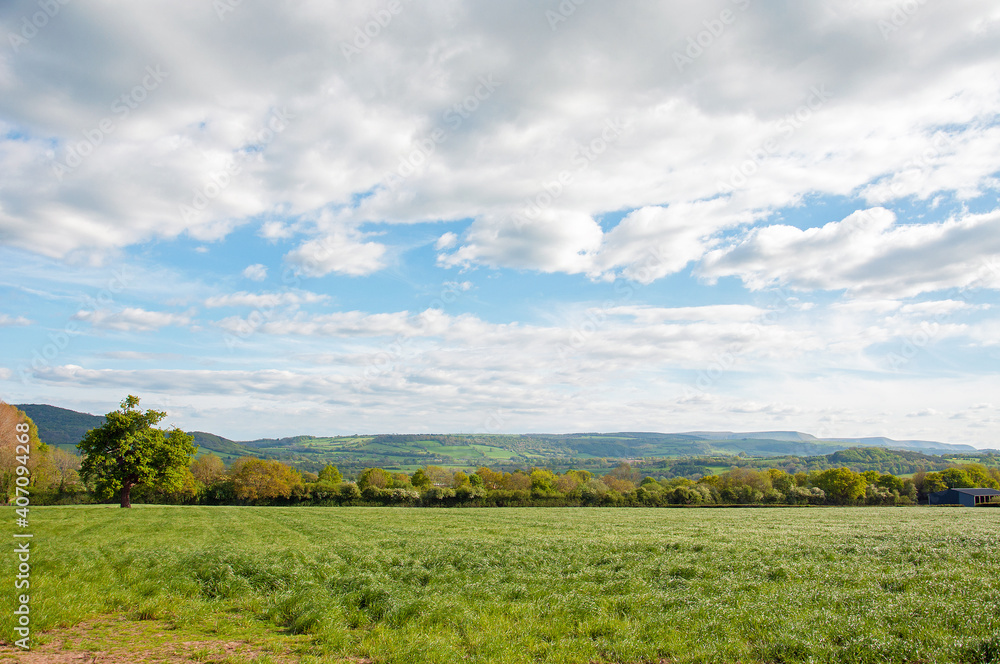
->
[
  {"left": 0, "top": 615, "right": 370, "bottom": 663},
  {"left": 0, "top": 639, "right": 253, "bottom": 664}
]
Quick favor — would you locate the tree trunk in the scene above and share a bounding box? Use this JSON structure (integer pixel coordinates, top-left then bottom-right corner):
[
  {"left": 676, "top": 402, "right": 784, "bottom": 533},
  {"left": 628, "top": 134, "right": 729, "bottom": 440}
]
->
[{"left": 120, "top": 481, "right": 134, "bottom": 508}]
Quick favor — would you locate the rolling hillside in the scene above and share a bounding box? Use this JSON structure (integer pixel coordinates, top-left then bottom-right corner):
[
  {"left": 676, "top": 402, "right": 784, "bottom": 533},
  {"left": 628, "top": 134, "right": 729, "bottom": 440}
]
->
[
  {"left": 16, "top": 404, "right": 105, "bottom": 451},
  {"left": 18, "top": 404, "right": 989, "bottom": 476}
]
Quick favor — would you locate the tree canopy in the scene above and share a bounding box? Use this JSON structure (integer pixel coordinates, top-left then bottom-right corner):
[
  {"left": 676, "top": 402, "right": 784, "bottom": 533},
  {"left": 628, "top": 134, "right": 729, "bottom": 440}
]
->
[
  {"left": 1, "top": 402, "right": 47, "bottom": 502},
  {"left": 77, "top": 395, "right": 197, "bottom": 508},
  {"left": 229, "top": 456, "right": 303, "bottom": 501},
  {"left": 190, "top": 454, "right": 226, "bottom": 486},
  {"left": 317, "top": 464, "right": 343, "bottom": 485},
  {"left": 813, "top": 467, "right": 867, "bottom": 504}
]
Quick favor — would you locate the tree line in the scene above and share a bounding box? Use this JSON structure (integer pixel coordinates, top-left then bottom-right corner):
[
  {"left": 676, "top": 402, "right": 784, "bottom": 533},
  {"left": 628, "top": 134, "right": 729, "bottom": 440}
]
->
[
  {"left": 138, "top": 457, "right": 998, "bottom": 507},
  {"left": 0, "top": 402, "right": 87, "bottom": 503},
  {"left": 3, "top": 398, "right": 999, "bottom": 508}
]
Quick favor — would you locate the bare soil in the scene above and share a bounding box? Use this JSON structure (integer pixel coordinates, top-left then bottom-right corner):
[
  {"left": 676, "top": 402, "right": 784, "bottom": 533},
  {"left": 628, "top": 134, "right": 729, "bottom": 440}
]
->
[{"left": 0, "top": 615, "right": 371, "bottom": 663}]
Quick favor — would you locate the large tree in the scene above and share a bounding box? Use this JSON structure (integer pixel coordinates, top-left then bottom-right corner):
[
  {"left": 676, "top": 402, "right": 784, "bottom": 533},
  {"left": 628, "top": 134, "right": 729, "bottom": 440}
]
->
[
  {"left": 357, "top": 467, "right": 391, "bottom": 491},
  {"left": 190, "top": 453, "right": 226, "bottom": 486},
  {"left": 229, "top": 456, "right": 302, "bottom": 501},
  {"left": 813, "top": 467, "right": 867, "bottom": 504},
  {"left": 0, "top": 402, "right": 46, "bottom": 502},
  {"left": 317, "top": 464, "right": 343, "bottom": 485},
  {"left": 78, "top": 395, "right": 196, "bottom": 508}
]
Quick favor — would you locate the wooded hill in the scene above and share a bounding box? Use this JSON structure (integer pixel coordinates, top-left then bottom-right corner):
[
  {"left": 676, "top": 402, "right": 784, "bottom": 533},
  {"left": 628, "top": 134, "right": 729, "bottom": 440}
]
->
[{"left": 18, "top": 404, "right": 996, "bottom": 478}]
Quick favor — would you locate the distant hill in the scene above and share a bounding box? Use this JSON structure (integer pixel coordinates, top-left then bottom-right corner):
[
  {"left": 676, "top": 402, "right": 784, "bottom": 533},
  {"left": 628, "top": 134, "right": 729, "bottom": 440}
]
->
[
  {"left": 829, "top": 437, "right": 973, "bottom": 453},
  {"left": 189, "top": 432, "right": 258, "bottom": 461},
  {"left": 16, "top": 404, "right": 105, "bottom": 451},
  {"left": 15, "top": 405, "right": 312, "bottom": 461},
  {"left": 684, "top": 431, "right": 820, "bottom": 442},
  {"left": 18, "top": 404, "right": 985, "bottom": 473}
]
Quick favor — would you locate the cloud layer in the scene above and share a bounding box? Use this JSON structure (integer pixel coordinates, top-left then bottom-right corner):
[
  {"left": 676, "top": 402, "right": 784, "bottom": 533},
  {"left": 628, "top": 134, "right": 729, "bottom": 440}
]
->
[
  {"left": 2, "top": 1, "right": 999, "bottom": 444},
  {"left": 700, "top": 209, "right": 1000, "bottom": 297},
  {"left": 1, "top": 1, "right": 998, "bottom": 278}
]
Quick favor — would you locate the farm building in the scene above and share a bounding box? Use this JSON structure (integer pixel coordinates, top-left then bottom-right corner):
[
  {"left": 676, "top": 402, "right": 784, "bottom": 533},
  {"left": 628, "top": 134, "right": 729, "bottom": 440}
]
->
[{"left": 929, "top": 487, "right": 1000, "bottom": 506}]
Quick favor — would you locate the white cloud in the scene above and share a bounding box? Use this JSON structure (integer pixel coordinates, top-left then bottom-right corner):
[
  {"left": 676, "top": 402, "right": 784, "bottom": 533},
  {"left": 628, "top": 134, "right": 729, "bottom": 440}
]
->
[
  {"left": 860, "top": 127, "right": 1000, "bottom": 205},
  {"left": 605, "top": 305, "right": 765, "bottom": 324},
  {"left": 439, "top": 209, "right": 602, "bottom": 274},
  {"left": 18, "top": 288, "right": 1000, "bottom": 444},
  {"left": 285, "top": 231, "right": 387, "bottom": 277},
  {"left": 259, "top": 221, "right": 296, "bottom": 242},
  {"left": 203, "top": 298, "right": 994, "bottom": 392},
  {"left": 203, "top": 290, "right": 329, "bottom": 309},
  {"left": 0, "top": 2, "right": 995, "bottom": 282},
  {"left": 435, "top": 232, "right": 458, "bottom": 250},
  {"left": 209, "top": 304, "right": 833, "bottom": 380},
  {"left": 727, "top": 402, "right": 804, "bottom": 417},
  {"left": 0, "top": 314, "right": 32, "bottom": 326},
  {"left": 441, "top": 201, "right": 743, "bottom": 283},
  {"left": 828, "top": 299, "right": 902, "bottom": 315},
  {"left": 98, "top": 351, "right": 186, "bottom": 361},
  {"left": 591, "top": 202, "right": 745, "bottom": 283},
  {"left": 242, "top": 264, "right": 268, "bottom": 281},
  {"left": 21, "top": 360, "right": 999, "bottom": 446},
  {"left": 897, "top": 300, "right": 975, "bottom": 317},
  {"left": 965, "top": 319, "right": 1000, "bottom": 347},
  {"left": 699, "top": 208, "right": 1000, "bottom": 297},
  {"left": 216, "top": 308, "right": 491, "bottom": 340},
  {"left": 72, "top": 307, "right": 192, "bottom": 332}
]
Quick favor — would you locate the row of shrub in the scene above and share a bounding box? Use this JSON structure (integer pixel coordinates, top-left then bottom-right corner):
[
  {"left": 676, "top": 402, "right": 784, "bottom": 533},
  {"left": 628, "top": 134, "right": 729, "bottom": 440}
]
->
[{"left": 65, "top": 457, "right": 992, "bottom": 507}]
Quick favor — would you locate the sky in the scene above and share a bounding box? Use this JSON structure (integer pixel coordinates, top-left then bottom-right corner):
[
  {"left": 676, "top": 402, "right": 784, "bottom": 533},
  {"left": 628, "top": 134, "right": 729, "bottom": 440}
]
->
[{"left": 1, "top": 0, "right": 999, "bottom": 446}]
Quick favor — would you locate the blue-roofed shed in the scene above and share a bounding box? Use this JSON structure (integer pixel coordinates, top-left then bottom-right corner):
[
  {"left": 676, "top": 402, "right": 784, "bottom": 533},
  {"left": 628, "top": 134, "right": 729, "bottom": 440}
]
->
[{"left": 929, "top": 487, "right": 1000, "bottom": 506}]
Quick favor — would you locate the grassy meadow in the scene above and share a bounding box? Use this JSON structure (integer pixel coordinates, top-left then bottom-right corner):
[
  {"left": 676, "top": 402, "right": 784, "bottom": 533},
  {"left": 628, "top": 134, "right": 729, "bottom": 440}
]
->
[{"left": 2, "top": 506, "right": 999, "bottom": 663}]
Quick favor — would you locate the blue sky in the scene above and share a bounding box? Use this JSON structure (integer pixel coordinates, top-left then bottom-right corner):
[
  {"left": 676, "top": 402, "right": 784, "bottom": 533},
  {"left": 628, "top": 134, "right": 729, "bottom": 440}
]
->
[{"left": 1, "top": 0, "right": 999, "bottom": 445}]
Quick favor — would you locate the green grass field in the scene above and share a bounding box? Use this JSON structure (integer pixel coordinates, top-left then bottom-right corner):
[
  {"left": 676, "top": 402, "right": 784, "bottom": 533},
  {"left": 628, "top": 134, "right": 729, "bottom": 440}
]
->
[
  {"left": 248, "top": 436, "right": 527, "bottom": 472},
  {"left": 2, "top": 506, "right": 999, "bottom": 663}
]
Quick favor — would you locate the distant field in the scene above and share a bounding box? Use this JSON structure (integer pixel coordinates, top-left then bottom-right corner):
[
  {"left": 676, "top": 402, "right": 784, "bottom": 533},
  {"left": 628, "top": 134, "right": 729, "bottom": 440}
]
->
[
  {"left": 2, "top": 507, "right": 999, "bottom": 663},
  {"left": 258, "top": 436, "right": 528, "bottom": 472}
]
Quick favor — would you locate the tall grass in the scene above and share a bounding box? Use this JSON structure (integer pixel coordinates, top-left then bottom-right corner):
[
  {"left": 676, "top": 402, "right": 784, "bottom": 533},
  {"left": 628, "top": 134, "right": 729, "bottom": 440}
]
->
[{"left": 3, "top": 506, "right": 999, "bottom": 663}]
